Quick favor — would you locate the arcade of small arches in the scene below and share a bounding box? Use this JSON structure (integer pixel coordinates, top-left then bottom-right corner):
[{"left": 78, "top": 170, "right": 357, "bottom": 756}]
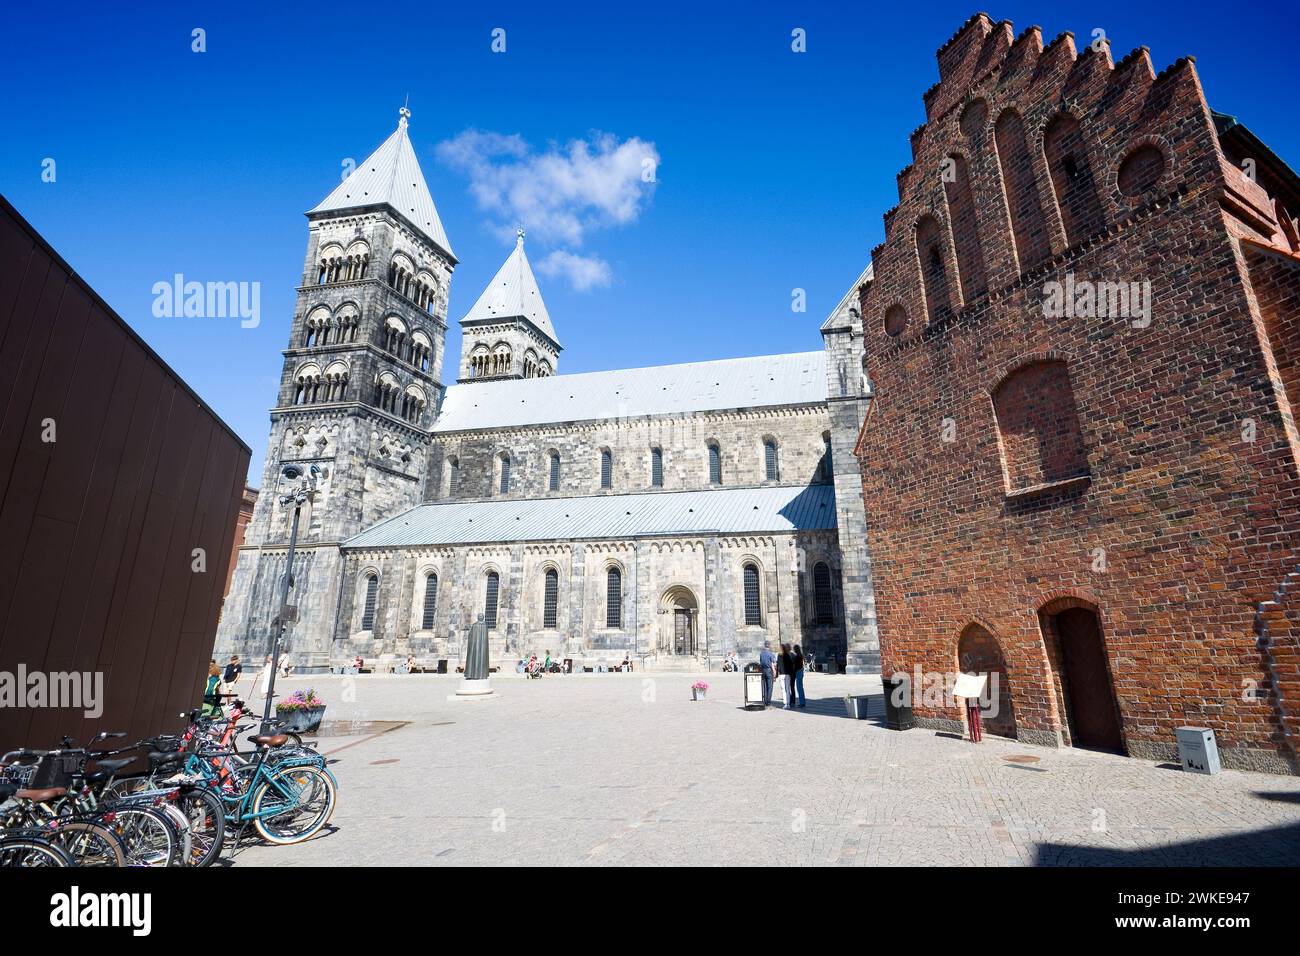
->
[
  {"left": 302, "top": 306, "right": 360, "bottom": 347},
  {"left": 314, "top": 242, "right": 440, "bottom": 316},
  {"left": 387, "top": 253, "right": 439, "bottom": 315},
  {"left": 316, "top": 241, "right": 370, "bottom": 285},
  {"left": 373, "top": 372, "right": 428, "bottom": 424},
  {"left": 467, "top": 342, "right": 552, "bottom": 379},
  {"left": 382, "top": 316, "right": 433, "bottom": 372},
  {"left": 292, "top": 361, "right": 350, "bottom": 405}
]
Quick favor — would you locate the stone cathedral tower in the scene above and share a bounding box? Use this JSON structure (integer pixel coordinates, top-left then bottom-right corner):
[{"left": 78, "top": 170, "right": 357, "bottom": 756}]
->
[
  {"left": 216, "top": 108, "right": 455, "bottom": 668},
  {"left": 457, "top": 230, "right": 561, "bottom": 381}
]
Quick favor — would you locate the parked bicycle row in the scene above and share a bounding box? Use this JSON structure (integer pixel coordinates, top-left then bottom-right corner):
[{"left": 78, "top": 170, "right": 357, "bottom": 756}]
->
[{"left": 0, "top": 694, "right": 337, "bottom": 867}]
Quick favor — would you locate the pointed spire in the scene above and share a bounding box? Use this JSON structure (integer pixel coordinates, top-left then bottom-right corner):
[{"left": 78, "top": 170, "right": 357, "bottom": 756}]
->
[
  {"left": 460, "top": 234, "right": 559, "bottom": 346},
  {"left": 308, "top": 109, "right": 454, "bottom": 260}
]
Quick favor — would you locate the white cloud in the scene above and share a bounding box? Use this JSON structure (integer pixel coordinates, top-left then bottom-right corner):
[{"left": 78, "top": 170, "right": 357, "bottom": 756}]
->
[
  {"left": 535, "top": 250, "right": 613, "bottom": 292},
  {"left": 436, "top": 129, "right": 660, "bottom": 247}
]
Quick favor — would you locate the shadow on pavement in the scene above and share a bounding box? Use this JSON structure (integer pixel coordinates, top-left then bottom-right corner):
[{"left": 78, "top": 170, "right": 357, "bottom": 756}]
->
[{"left": 1034, "top": 820, "right": 1300, "bottom": 866}]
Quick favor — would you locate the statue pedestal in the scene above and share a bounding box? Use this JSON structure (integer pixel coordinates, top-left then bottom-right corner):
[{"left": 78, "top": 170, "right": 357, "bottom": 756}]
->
[{"left": 453, "top": 678, "right": 494, "bottom": 699}]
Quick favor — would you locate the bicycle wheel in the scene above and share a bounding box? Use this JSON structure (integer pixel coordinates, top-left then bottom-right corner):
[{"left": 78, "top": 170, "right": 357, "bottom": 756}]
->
[
  {"left": 176, "top": 787, "right": 225, "bottom": 867},
  {"left": 105, "top": 806, "right": 178, "bottom": 867},
  {"left": 250, "top": 764, "right": 336, "bottom": 845},
  {"left": 0, "top": 835, "right": 75, "bottom": 867},
  {"left": 45, "top": 821, "right": 127, "bottom": 867}
]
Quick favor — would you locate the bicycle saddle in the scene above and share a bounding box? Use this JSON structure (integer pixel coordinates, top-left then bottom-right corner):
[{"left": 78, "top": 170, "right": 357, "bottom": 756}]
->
[
  {"left": 148, "top": 750, "right": 184, "bottom": 769},
  {"left": 16, "top": 787, "right": 67, "bottom": 801},
  {"left": 90, "top": 757, "right": 135, "bottom": 774},
  {"left": 249, "top": 734, "right": 288, "bottom": 748}
]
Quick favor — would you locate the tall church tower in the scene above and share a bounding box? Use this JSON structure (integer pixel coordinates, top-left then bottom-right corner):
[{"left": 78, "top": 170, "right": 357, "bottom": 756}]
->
[
  {"left": 216, "top": 107, "right": 455, "bottom": 669},
  {"left": 457, "top": 230, "right": 561, "bottom": 380}
]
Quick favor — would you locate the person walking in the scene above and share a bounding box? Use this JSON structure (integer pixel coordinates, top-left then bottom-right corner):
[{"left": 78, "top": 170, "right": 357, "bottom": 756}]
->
[
  {"left": 201, "top": 660, "right": 226, "bottom": 718},
  {"left": 759, "top": 641, "right": 776, "bottom": 707},
  {"left": 792, "top": 643, "right": 807, "bottom": 709},
  {"left": 258, "top": 654, "right": 274, "bottom": 696},
  {"left": 778, "top": 643, "right": 795, "bottom": 709},
  {"left": 222, "top": 655, "right": 242, "bottom": 690}
]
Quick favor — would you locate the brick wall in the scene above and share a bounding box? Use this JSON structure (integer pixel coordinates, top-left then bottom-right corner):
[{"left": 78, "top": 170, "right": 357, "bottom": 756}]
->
[{"left": 855, "top": 14, "right": 1300, "bottom": 772}]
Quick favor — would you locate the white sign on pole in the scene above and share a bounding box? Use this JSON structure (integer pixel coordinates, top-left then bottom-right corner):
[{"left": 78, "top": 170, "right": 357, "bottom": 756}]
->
[{"left": 952, "top": 672, "right": 987, "bottom": 700}]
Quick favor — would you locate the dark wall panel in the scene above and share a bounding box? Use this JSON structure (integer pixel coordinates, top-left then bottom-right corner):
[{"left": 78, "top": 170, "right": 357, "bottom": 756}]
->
[{"left": 0, "top": 194, "right": 251, "bottom": 753}]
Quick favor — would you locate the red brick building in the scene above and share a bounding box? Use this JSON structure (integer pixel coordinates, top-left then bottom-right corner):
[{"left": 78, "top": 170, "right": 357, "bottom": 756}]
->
[{"left": 854, "top": 14, "right": 1300, "bottom": 772}]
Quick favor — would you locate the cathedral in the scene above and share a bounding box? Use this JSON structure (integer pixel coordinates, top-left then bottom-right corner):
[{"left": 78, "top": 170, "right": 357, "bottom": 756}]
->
[{"left": 215, "top": 108, "right": 879, "bottom": 674}]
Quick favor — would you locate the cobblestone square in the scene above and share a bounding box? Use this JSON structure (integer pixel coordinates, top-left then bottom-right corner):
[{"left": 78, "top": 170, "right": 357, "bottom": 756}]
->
[{"left": 234, "top": 672, "right": 1300, "bottom": 866}]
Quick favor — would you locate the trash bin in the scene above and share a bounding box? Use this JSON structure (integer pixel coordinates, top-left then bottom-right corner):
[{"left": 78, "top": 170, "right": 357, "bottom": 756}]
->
[
  {"left": 1175, "top": 726, "right": 1221, "bottom": 775},
  {"left": 880, "top": 676, "right": 915, "bottom": 730},
  {"left": 436, "top": 659, "right": 448, "bottom": 674},
  {"left": 743, "top": 662, "right": 765, "bottom": 710},
  {"left": 843, "top": 695, "right": 872, "bottom": 719}
]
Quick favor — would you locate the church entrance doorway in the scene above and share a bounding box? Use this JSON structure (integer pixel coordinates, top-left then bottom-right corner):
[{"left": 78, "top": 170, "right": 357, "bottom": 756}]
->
[
  {"left": 659, "top": 586, "right": 699, "bottom": 656},
  {"left": 673, "top": 610, "right": 695, "bottom": 656}
]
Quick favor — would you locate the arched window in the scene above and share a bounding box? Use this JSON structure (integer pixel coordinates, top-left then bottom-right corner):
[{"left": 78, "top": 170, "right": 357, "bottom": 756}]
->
[
  {"left": 360, "top": 574, "right": 379, "bottom": 630},
  {"left": 600, "top": 449, "right": 613, "bottom": 489},
  {"left": 813, "top": 562, "right": 833, "bottom": 624},
  {"left": 421, "top": 572, "right": 438, "bottom": 630},
  {"left": 293, "top": 364, "right": 323, "bottom": 405},
  {"left": 484, "top": 571, "right": 500, "bottom": 629},
  {"left": 708, "top": 443, "right": 722, "bottom": 485},
  {"left": 606, "top": 567, "right": 622, "bottom": 628},
  {"left": 651, "top": 447, "right": 663, "bottom": 487},
  {"left": 499, "top": 454, "right": 511, "bottom": 495},
  {"left": 1043, "top": 113, "right": 1105, "bottom": 247},
  {"left": 549, "top": 452, "right": 560, "bottom": 491},
  {"left": 943, "top": 153, "right": 987, "bottom": 302},
  {"left": 742, "top": 563, "right": 761, "bottom": 626},
  {"left": 764, "top": 440, "right": 779, "bottom": 481},
  {"left": 995, "top": 109, "right": 1050, "bottom": 273},
  {"left": 820, "top": 433, "right": 833, "bottom": 481},
  {"left": 991, "top": 359, "right": 1089, "bottom": 493},
  {"left": 543, "top": 569, "right": 559, "bottom": 629},
  {"left": 915, "top": 214, "right": 953, "bottom": 323},
  {"left": 446, "top": 456, "right": 459, "bottom": 497}
]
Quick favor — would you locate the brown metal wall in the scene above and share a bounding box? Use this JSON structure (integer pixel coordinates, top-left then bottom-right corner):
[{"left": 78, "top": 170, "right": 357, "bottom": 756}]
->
[{"left": 0, "top": 194, "right": 250, "bottom": 753}]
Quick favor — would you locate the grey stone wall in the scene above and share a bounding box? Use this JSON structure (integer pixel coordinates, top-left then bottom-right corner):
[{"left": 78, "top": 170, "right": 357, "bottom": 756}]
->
[
  {"left": 822, "top": 315, "right": 881, "bottom": 673},
  {"left": 314, "top": 528, "right": 847, "bottom": 671},
  {"left": 426, "top": 405, "right": 833, "bottom": 502}
]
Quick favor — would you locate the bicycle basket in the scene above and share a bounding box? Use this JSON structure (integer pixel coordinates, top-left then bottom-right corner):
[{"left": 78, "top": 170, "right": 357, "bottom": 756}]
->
[
  {"left": 0, "top": 761, "right": 38, "bottom": 787},
  {"left": 28, "top": 751, "right": 83, "bottom": 789}
]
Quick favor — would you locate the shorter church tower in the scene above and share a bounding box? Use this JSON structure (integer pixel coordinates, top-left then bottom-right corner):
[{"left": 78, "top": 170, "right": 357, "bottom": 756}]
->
[{"left": 458, "top": 230, "right": 560, "bottom": 381}]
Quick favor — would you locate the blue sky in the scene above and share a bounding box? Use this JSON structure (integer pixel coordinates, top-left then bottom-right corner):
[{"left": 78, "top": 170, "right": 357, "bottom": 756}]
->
[{"left": 2, "top": 1, "right": 1295, "bottom": 483}]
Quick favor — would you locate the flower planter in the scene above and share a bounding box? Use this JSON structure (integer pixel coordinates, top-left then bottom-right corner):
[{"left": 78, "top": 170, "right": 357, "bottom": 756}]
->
[
  {"left": 276, "top": 704, "right": 326, "bottom": 733},
  {"left": 691, "top": 684, "right": 709, "bottom": 701}
]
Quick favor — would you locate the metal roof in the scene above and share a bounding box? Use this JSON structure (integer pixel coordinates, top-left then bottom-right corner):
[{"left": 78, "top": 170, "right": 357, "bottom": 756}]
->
[
  {"left": 344, "top": 483, "right": 837, "bottom": 549},
  {"left": 460, "top": 232, "right": 558, "bottom": 345},
  {"left": 309, "top": 110, "right": 454, "bottom": 260},
  {"left": 434, "top": 350, "right": 827, "bottom": 432}
]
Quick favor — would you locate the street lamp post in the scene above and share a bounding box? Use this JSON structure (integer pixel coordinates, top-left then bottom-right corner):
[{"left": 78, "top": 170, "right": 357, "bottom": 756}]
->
[{"left": 262, "top": 463, "right": 322, "bottom": 733}]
